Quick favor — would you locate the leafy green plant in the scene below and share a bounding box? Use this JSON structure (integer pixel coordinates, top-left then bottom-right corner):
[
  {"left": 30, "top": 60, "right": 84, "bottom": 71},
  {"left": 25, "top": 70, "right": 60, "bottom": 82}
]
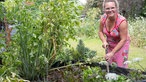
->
[
  {"left": 76, "top": 39, "right": 96, "bottom": 60},
  {"left": 0, "top": 2, "right": 4, "bottom": 21},
  {"left": 56, "top": 47, "right": 77, "bottom": 62},
  {"left": 82, "top": 66, "right": 106, "bottom": 82},
  {"left": 63, "top": 65, "right": 83, "bottom": 82},
  {"left": 129, "top": 17, "right": 146, "bottom": 48},
  {"left": 141, "top": 0, "right": 146, "bottom": 17},
  {"left": 82, "top": 66, "right": 134, "bottom": 82},
  {"left": 76, "top": 8, "right": 100, "bottom": 38},
  {"left": 0, "top": 72, "right": 29, "bottom": 82},
  {"left": 0, "top": 0, "right": 82, "bottom": 81},
  {"left": 56, "top": 39, "right": 97, "bottom": 62},
  {"left": 63, "top": 40, "right": 96, "bottom": 61}
]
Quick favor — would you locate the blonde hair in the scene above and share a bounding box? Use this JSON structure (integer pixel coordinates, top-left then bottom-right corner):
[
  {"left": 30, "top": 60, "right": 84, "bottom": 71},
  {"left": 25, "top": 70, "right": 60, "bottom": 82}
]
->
[{"left": 102, "top": 0, "right": 119, "bottom": 12}]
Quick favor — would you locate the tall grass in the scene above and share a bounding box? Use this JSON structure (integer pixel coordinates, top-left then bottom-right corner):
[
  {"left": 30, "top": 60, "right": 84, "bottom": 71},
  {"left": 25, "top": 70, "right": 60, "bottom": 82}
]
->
[{"left": 128, "top": 17, "right": 146, "bottom": 48}]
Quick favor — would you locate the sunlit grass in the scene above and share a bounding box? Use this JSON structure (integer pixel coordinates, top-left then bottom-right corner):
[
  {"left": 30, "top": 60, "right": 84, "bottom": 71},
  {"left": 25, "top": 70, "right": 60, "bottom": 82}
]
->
[
  {"left": 68, "top": 38, "right": 146, "bottom": 69},
  {"left": 128, "top": 46, "right": 146, "bottom": 70}
]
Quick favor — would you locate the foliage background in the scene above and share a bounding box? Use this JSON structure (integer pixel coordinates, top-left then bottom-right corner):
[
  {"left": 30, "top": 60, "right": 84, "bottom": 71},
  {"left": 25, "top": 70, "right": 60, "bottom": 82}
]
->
[{"left": 0, "top": 0, "right": 146, "bottom": 81}]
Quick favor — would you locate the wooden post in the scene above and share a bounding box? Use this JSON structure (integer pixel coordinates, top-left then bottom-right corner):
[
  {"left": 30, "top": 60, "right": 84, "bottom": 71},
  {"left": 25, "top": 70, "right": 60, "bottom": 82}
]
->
[{"left": 4, "top": 17, "right": 12, "bottom": 47}]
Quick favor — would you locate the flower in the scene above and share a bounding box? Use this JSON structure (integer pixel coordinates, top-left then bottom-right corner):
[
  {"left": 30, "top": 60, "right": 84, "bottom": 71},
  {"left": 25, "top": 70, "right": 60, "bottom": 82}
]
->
[
  {"left": 86, "top": 58, "right": 90, "bottom": 62},
  {"left": 10, "top": 72, "right": 16, "bottom": 78},
  {"left": 96, "top": 75, "right": 100, "bottom": 78},
  {"left": 132, "top": 58, "right": 143, "bottom": 62},
  {"left": 124, "top": 61, "right": 132, "bottom": 65},
  {"left": 105, "top": 73, "right": 119, "bottom": 81}
]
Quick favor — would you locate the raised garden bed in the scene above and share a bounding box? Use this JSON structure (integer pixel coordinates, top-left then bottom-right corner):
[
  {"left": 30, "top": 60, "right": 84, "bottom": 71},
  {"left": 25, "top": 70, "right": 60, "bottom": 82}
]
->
[{"left": 49, "top": 60, "right": 146, "bottom": 82}]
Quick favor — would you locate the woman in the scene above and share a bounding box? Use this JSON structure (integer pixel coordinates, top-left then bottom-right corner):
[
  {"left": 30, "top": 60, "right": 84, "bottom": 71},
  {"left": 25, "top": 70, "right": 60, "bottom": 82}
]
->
[{"left": 98, "top": 0, "right": 130, "bottom": 68}]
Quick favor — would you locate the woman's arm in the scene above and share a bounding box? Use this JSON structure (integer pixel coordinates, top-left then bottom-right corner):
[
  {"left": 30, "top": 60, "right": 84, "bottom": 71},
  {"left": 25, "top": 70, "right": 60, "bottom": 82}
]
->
[
  {"left": 98, "top": 18, "right": 108, "bottom": 48},
  {"left": 112, "top": 20, "right": 128, "bottom": 54}
]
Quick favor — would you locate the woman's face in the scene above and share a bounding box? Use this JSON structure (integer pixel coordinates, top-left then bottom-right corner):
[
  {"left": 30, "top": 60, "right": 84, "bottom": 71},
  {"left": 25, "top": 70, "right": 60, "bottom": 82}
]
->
[{"left": 104, "top": 2, "right": 117, "bottom": 18}]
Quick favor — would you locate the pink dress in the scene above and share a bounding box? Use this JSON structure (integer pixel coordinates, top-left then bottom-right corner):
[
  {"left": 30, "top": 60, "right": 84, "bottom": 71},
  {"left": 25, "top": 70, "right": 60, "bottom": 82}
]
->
[{"left": 102, "top": 14, "right": 130, "bottom": 68}]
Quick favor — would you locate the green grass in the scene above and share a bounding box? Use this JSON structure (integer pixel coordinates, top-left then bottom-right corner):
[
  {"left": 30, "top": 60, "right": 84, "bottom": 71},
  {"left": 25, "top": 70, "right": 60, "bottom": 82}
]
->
[{"left": 68, "top": 38, "right": 146, "bottom": 70}]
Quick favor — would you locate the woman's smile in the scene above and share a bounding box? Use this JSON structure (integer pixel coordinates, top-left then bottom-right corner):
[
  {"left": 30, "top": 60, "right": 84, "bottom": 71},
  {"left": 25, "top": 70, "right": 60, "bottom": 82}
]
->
[{"left": 104, "top": 2, "right": 117, "bottom": 17}]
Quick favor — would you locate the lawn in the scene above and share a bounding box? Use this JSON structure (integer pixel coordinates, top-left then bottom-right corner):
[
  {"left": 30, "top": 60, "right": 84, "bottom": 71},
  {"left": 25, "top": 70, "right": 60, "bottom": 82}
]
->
[{"left": 69, "top": 38, "right": 146, "bottom": 70}]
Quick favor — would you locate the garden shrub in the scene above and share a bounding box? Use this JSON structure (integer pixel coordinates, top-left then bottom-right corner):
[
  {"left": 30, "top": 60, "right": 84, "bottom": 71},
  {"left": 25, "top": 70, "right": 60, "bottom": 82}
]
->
[
  {"left": 0, "top": 0, "right": 82, "bottom": 81},
  {"left": 56, "top": 39, "right": 97, "bottom": 62},
  {"left": 141, "top": 0, "right": 146, "bottom": 17},
  {"left": 76, "top": 39, "right": 96, "bottom": 60},
  {"left": 128, "top": 17, "right": 146, "bottom": 48},
  {"left": 76, "top": 8, "right": 100, "bottom": 38}
]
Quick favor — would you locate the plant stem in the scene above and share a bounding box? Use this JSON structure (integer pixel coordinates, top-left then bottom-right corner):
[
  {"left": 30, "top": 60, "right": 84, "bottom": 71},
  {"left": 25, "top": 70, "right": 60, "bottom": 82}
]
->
[{"left": 49, "top": 63, "right": 84, "bottom": 71}]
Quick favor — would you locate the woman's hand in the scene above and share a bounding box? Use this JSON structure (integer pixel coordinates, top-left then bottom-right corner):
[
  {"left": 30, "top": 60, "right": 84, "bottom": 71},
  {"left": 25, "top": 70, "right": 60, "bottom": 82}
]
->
[
  {"left": 102, "top": 42, "right": 109, "bottom": 49},
  {"left": 105, "top": 52, "right": 114, "bottom": 61}
]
